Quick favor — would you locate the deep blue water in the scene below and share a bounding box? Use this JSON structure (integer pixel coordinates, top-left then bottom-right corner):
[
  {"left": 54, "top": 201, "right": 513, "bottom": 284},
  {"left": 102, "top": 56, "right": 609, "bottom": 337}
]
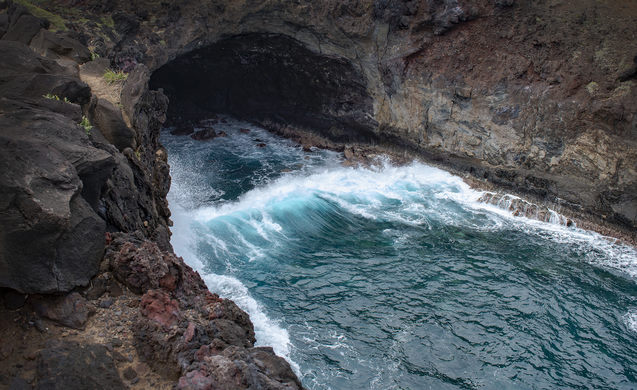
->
[{"left": 162, "top": 118, "right": 637, "bottom": 390}]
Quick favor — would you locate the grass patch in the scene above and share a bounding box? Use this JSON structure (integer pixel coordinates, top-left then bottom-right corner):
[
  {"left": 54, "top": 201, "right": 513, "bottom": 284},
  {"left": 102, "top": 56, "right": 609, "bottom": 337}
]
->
[
  {"left": 103, "top": 69, "right": 128, "bottom": 84},
  {"left": 79, "top": 116, "right": 93, "bottom": 136},
  {"left": 43, "top": 93, "right": 70, "bottom": 103},
  {"left": 13, "top": 0, "right": 67, "bottom": 31}
]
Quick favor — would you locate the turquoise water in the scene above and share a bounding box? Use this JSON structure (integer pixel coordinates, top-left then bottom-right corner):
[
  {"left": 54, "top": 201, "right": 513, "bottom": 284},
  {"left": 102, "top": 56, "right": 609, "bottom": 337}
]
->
[{"left": 161, "top": 118, "right": 637, "bottom": 390}]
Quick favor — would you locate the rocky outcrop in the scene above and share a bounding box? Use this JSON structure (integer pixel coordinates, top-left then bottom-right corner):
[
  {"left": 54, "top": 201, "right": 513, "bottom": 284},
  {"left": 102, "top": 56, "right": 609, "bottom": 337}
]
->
[
  {"left": 0, "top": 3, "right": 302, "bottom": 388},
  {"left": 47, "top": 0, "right": 634, "bottom": 239}
]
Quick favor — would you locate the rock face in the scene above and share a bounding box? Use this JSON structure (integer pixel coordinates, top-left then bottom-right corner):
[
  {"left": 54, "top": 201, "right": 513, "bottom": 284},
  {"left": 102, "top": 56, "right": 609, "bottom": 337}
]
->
[
  {"left": 0, "top": 3, "right": 302, "bottom": 389},
  {"left": 59, "top": 0, "right": 634, "bottom": 238}
]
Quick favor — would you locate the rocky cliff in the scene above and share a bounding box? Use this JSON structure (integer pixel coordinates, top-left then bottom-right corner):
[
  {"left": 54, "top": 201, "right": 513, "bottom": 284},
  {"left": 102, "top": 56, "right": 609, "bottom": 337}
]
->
[
  {"left": 0, "top": 0, "right": 636, "bottom": 388},
  {"left": 47, "top": 0, "right": 633, "bottom": 240},
  {"left": 0, "top": 1, "right": 301, "bottom": 388}
]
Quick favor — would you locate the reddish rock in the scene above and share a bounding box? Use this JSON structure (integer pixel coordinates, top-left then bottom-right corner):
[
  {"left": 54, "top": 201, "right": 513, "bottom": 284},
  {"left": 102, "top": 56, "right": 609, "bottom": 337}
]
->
[
  {"left": 256, "top": 143, "right": 266, "bottom": 148},
  {"left": 184, "top": 322, "right": 196, "bottom": 343},
  {"left": 239, "top": 128, "right": 250, "bottom": 134},
  {"left": 140, "top": 290, "right": 180, "bottom": 328}
]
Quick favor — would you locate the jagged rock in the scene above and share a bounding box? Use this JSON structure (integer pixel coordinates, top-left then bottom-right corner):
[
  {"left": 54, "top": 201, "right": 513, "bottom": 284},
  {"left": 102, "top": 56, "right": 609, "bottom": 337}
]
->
[
  {"left": 88, "top": 96, "right": 137, "bottom": 151},
  {"left": 29, "top": 29, "right": 91, "bottom": 64},
  {"left": 140, "top": 289, "right": 181, "bottom": 328},
  {"left": 1, "top": 14, "right": 46, "bottom": 44},
  {"left": 178, "top": 346, "right": 302, "bottom": 390},
  {"left": 0, "top": 41, "right": 90, "bottom": 103},
  {"left": 36, "top": 340, "right": 125, "bottom": 390},
  {"left": 33, "top": 292, "right": 96, "bottom": 330}
]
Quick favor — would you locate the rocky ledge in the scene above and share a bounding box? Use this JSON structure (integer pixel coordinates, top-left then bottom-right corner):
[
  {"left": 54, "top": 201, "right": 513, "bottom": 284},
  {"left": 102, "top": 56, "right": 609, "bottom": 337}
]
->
[{"left": 0, "top": 2, "right": 302, "bottom": 388}]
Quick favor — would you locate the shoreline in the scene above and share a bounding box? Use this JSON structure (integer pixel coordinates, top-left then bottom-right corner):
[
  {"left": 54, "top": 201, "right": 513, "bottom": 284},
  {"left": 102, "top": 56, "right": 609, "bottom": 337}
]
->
[{"left": 252, "top": 119, "right": 637, "bottom": 248}]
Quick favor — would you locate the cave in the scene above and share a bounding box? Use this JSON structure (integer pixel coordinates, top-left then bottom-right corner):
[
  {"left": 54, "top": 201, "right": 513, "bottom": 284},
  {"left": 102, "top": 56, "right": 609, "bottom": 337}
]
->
[{"left": 150, "top": 33, "right": 378, "bottom": 143}]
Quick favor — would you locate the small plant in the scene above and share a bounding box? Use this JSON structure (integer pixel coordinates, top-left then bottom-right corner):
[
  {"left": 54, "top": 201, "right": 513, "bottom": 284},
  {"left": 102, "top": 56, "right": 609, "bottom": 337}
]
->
[
  {"left": 43, "top": 93, "right": 60, "bottom": 100},
  {"left": 90, "top": 50, "right": 100, "bottom": 61},
  {"left": 104, "top": 69, "right": 128, "bottom": 84},
  {"left": 43, "top": 93, "right": 71, "bottom": 103},
  {"left": 80, "top": 115, "right": 93, "bottom": 136}
]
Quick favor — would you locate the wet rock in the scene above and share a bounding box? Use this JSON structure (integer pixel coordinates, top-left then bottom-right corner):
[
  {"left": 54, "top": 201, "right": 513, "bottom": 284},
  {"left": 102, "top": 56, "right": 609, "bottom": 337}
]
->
[
  {"left": 239, "top": 128, "right": 250, "bottom": 134},
  {"left": 257, "top": 143, "right": 267, "bottom": 148},
  {"left": 33, "top": 292, "right": 96, "bottom": 330},
  {"left": 191, "top": 128, "right": 217, "bottom": 141},
  {"left": 36, "top": 340, "right": 125, "bottom": 390},
  {"left": 217, "top": 130, "right": 227, "bottom": 137},
  {"left": 170, "top": 126, "right": 194, "bottom": 135}
]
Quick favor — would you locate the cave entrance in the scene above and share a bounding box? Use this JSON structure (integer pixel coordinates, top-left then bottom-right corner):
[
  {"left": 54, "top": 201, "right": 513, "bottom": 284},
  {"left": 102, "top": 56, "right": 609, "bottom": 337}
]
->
[{"left": 150, "top": 33, "right": 377, "bottom": 143}]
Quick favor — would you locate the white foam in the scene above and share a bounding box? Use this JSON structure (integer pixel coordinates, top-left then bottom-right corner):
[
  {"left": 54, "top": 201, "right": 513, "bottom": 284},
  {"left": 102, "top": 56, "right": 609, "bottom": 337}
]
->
[
  {"left": 625, "top": 310, "right": 637, "bottom": 333},
  {"left": 201, "top": 273, "right": 300, "bottom": 374}
]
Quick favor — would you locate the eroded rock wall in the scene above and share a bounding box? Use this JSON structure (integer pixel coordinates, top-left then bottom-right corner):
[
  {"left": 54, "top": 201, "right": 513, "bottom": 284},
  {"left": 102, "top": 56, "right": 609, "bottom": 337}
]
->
[{"left": 57, "top": 0, "right": 635, "bottom": 236}]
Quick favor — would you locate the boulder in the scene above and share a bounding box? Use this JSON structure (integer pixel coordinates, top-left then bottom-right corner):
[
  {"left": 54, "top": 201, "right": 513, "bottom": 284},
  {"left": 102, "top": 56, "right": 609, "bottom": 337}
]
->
[
  {"left": 33, "top": 292, "right": 96, "bottom": 329},
  {"left": 0, "top": 97, "right": 114, "bottom": 294},
  {"left": 0, "top": 41, "right": 90, "bottom": 103},
  {"left": 88, "top": 96, "right": 137, "bottom": 151},
  {"left": 191, "top": 128, "right": 217, "bottom": 141},
  {"left": 29, "top": 29, "right": 92, "bottom": 64},
  {"left": 1, "top": 14, "right": 46, "bottom": 44}
]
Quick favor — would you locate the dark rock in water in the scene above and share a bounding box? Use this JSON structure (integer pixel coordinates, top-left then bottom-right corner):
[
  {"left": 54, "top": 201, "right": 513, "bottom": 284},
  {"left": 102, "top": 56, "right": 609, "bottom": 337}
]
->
[
  {"left": 33, "top": 292, "right": 96, "bottom": 330},
  {"left": 87, "top": 96, "right": 137, "bottom": 152},
  {"left": 29, "top": 29, "right": 91, "bottom": 64},
  {"left": 257, "top": 143, "right": 267, "bottom": 148},
  {"left": 36, "top": 340, "right": 125, "bottom": 390},
  {"left": 217, "top": 130, "right": 227, "bottom": 137},
  {"left": 239, "top": 128, "right": 250, "bottom": 134},
  {"left": 171, "top": 126, "right": 194, "bottom": 136},
  {"left": 1, "top": 14, "right": 46, "bottom": 44},
  {"left": 191, "top": 128, "right": 217, "bottom": 141}
]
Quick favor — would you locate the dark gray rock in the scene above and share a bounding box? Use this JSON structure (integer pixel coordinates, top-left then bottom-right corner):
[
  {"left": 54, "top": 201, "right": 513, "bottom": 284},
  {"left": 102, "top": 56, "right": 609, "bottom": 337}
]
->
[
  {"left": 88, "top": 96, "right": 137, "bottom": 152},
  {"left": 0, "top": 97, "right": 113, "bottom": 293},
  {"left": 36, "top": 340, "right": 125, "bottom": 390},
  {"left": 0, "top": 41, "right": 90, "bottom": 104},
  {"left": 1, "top": 14, "right": 45, "bottom": 44},
  {"left": 33, "top": 292, "right": 96, "bottom": 330},
  {"left": 29, "top": 29, "right": 91, "bottom": 64}
]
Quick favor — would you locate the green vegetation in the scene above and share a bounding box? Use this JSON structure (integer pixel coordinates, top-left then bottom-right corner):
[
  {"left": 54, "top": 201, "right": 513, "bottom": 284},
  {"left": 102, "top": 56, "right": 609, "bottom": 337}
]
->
[
  {"left": 80, "top": 116, "right": 93, "bottom": 136},
  {"left": 90, "top": 50, "right": 100, "bottom": 61},
  {"left": 104, "top": 69, "right": 128, "bottom": 84},
  {"left": 13, "top": 0, "right": 67, "bottom": 31},
  {"left": 100, "top": 15, "right": 115, "bottom": 29},
  {"left": 43, "top": 93, "right": 70, "bottom": 103}
]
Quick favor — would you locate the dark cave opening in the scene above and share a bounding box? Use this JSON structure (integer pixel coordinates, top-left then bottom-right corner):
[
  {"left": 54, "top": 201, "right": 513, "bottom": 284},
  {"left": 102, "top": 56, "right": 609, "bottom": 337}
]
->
[{"left": 149, "top": 33, "right": 378, "bottom": 143}]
